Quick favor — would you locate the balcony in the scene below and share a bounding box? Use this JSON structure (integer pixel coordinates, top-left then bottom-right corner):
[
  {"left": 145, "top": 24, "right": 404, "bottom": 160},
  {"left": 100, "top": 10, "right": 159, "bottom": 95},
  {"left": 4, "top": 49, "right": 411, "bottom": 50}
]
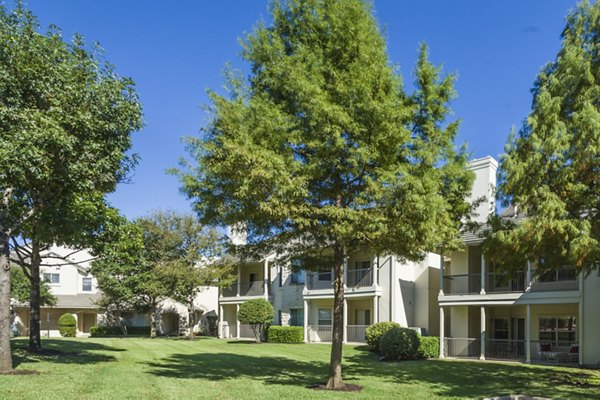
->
[
  {"left": 221, "top": 281, "right": 269, "bottom": 298},
  {"left": 347, "top": 268, "right": 373, "bottom": 287},
  {"left": 443, "top": 267, "right": 578, "bottom": 295}
]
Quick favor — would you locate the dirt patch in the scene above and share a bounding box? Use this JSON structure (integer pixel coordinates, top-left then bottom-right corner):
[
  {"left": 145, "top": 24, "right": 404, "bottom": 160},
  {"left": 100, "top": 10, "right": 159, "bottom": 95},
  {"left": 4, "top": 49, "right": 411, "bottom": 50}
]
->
[
  {"left": 307, "top": 383, "right": 363, "bottom": 392},
  {"left": 0, "top": 369, "right": 40, "bottom": 376}
]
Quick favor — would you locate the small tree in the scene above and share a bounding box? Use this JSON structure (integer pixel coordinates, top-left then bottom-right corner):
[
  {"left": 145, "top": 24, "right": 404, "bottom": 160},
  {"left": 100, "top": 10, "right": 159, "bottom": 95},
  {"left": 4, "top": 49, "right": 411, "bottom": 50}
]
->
[
  {"left": 10, "top": 266, "right": 55, "bottom": 307},
  {"left": 237, "top": 299, "right": 273, "bottom": 343}
]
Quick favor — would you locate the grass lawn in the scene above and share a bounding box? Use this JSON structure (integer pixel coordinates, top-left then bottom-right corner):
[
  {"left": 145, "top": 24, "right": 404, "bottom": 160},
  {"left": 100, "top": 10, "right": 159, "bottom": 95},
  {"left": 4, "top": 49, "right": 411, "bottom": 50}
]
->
[{"left": 1, "top": 337, "right": 599, "bottom": 399}]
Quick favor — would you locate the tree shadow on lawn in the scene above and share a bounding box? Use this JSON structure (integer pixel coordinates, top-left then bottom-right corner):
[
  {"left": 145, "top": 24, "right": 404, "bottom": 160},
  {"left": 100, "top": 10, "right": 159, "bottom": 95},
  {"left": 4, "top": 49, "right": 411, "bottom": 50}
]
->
[
  {"left": 146, "top": 352, "right": 333, "bottom": 387},
  {"left": 11, "top": 338, "right": 124, "bottom": 368},
  {"left": 344, "top": 350, "right": 600, "bottom": 399}
]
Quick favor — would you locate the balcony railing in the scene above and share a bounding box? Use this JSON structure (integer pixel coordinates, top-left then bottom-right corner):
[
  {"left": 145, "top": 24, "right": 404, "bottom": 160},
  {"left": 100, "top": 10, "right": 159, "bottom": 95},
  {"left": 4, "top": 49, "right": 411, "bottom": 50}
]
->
[
  {"left": 443, "top": 274, "right": 482, "bottom": 294},
  {"left": 307, "top": 325, "right": 332, "bottom": 342},
  {"left": 531, "top": 267, "right": 578, "bottom": 291},
  {"left": 239, "top": 324, "right": 255, "bottom": 339},
  {"left": 306, "top": 274, "right": 333, "bottom": 290},
  {"left": 346, "top": 325, "right": 368, "bottom": 343},
  {"left": 444, "top": 338, "right": 481, "bottom": 358},
  {"left": 443, "top": 267, "right": 578, "bottom": 295},
  {"left": 485, "top": 339, "right": 526, "bottom": 360},
  {"left": 347, "top": 268, "right": 373, "bottom": 287},
  {"left": 485, "top": 271, "right": 525, "bottom": 293},
  {"left": 221, "top": 281, "right": 268, "bottom": 297}
]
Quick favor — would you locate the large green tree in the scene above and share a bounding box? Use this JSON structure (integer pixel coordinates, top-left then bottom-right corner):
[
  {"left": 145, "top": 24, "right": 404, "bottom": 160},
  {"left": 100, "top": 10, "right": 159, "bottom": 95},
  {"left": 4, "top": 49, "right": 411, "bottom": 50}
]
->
[
  {"left": 0, "top": 4, "right": 142, "bottom": 369},
  {"left": 488, "top": 1, "right": 600, "bottom": 275},
  {"left": 177, "top": 0, "right": 473, "bottom": 389},
  {"left": 92, "top": 211, "right": 233, "bottom": 338}
]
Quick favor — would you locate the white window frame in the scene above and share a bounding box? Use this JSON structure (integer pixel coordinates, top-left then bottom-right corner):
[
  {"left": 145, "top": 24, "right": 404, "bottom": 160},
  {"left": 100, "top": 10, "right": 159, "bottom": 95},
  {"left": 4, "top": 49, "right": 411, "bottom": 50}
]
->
[
  {"left": 82, "top": 277, "right": 93, "bottom": 292},
  {"left": 43, "top": 273, "right": 60, "bottom": 285},
  {"left": 317, "top": 308, "right": 332, "bottom": 326}
]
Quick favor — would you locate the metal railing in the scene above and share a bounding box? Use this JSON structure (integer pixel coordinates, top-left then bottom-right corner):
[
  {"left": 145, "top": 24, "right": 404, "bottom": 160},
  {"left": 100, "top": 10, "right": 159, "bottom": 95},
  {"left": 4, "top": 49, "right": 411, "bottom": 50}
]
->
[
  {"left": 221, "top": 322, "right": 237, "bottom": 339},
  {"left": 347, "top": 268, "right": 373, "bottom": 287},
  {"left": 443, "top": 274, "right": 482, "bottom": 294},
  {"left": 221, "top": 281, "right": 268, "bottom": 297},
  {"left": 531, "top": 267, "right": 579, "bottom": 291},
  {"left": 444, "top": 338, "right": 481, "bottom": 358},
  {"left": 239, "top": 324, "right": 255, "bottom": 339},
  {"left": 307, "top": 325, "right": 332, "bottom": 342},
  {"left": 485, "top": 339, "right": 526, "bottom": 360},
  {"left": 530, "top": 340, "right": 579, "bottom": 364},
  {"left": 485, "top": 271, "right": 526, "bottom": 293},
  {"left": 306, "top": 274, "right": 333, "bottom": 290},
  {"left": 346, "top": 325, "right": 368, "bottom": 343}
]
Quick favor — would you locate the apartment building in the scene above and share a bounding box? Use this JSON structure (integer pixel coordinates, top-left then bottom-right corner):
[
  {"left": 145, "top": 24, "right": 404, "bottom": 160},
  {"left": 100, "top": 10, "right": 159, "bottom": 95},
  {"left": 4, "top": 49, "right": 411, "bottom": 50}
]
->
[{"left": 439, "top": 156, "right": 600, "bottom": 367}]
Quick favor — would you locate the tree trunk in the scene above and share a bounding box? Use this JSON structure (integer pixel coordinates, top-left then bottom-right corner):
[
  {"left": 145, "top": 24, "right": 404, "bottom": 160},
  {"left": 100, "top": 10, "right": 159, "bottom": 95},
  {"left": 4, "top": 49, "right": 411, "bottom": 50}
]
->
[
  {"left": 149, "top": 302, "right": 157, "bottom": 338},
  {"left": 188, "top": 306, "right": 194, "bottom": 340},
  {"left": 0, "top": 228, "right": 13, "bottom": 373},
  {"left": 28, "top": 240, "right": 42, "bottom": 352},
  {"left": 326, "top": 244, "right": 345, "bottom": 389}
]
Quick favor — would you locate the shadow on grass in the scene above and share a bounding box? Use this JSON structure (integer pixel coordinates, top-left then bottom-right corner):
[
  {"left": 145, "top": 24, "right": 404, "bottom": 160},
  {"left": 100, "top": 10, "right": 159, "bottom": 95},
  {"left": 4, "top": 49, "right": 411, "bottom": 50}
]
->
[
  {"left": 10, "top": 338, "right": 124, "bottom": 368},
  {"left": 146, "top": 352, "right": 329, "bottom": 387},
  {"left": 343, "top": 349, "right": 600, "bottom": 399}
]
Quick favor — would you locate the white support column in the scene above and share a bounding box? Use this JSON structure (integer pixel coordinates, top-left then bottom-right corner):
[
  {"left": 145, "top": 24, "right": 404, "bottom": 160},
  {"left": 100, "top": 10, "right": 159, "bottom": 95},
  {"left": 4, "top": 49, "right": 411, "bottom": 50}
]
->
[
  {"left": 263, "top": 259, "right": 269, "bottom": 299},
  {"left": 343, "top": 298, "right": 348, "bottom": 343},
  {"left": 343, "top": 257, "right": 348, "bottom": 290},
  {"left": 439, "top": 307, "right": 445, "bottom": 358},
  {"left": 236, "top": 265, "right": 241, "bottom": 297},
  {"left": 372, "top": 296, "right": 378, "bottom": 324},
  {"left": 579, "top": 272, "right": 584, "bottom": 366},
  {"left": 480, "top": 254, "right": 486, "bottom": 295},
  {"left": 303, "top": 299, "right": 309, "bottom": 343},
  {"left": 480, "top": 306, "right": 486, "bottom": 360},
  {"left": 236, "top": 304, "right": 240, "bottom": 340},
  {"left": 526, "top": 260, "right": 532, "bottom": 292},
  {"left": 526, "top": 304, "right": 531, "bottom": 363},
  {"left": 218, "top": 304, "right": 224, "bottom": 339},
  {"left": 439, "top": 253, "right": 445, "bottom": 296}
]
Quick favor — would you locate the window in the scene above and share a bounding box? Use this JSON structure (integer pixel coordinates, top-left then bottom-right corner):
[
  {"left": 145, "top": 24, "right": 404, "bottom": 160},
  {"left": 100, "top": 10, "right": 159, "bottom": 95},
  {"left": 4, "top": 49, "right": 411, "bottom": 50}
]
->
[
  {"left": 318, "top": 308, "right": 332, "bottom": 326},
  {"left": 82, "top": 277, "right": 92, "bottom": 292},
  {"left": 290, "top": 309, "right": 304, "bottom": 326},
  {"left": 291, "top": 270, "right": 305, "bottom": 285},
  {"left": 539, "top": 316, "right": 577, "bottom": 345},
  {"left": 43, "top": 273, "right": 60, "bottom": 284},
  {"left": 492, "top": 318, "right": 509, "bottom": 340}
]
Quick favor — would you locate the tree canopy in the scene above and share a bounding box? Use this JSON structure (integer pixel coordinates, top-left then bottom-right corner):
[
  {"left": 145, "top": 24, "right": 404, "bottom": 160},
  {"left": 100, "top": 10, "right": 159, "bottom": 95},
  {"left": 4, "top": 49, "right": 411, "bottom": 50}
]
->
[
  {"left": 0, "top": 3, "right": 142, "bottom": 368},
  {"left": 487, "top": 0, "right": 600, "bottom": 275},
  {"left": 177, "top": 0, "right": 473, "bottom": 389}
]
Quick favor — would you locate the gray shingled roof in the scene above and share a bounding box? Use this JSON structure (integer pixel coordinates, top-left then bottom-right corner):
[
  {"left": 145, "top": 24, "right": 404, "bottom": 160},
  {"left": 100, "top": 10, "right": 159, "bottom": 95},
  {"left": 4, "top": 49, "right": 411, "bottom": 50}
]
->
[{"left": 53, "top": 294, "right": 101, "bottom": 309}]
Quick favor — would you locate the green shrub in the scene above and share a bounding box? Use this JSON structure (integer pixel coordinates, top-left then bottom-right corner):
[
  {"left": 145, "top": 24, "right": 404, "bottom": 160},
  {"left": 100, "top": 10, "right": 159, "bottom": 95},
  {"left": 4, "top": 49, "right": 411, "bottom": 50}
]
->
[
  {"left": 89, "top": 325, "right": 150, "bottom": 337},
  {"left": 365, "top": 321, "right": 400, "bottom": 352},
  {"left": 267, "top": 326, "right": 304, "bottom": 343},
  {"left": 238, "top": 298, "right": 273, "bottom": 343},
  {"left": 58, "top": 313, "right": 76, "bottom": 337},
  {"left": 419, "top": 336, "right": 439, "bottom": 358},
  {"left": 380, "top": 327, "right": 420, "bottom": 360}
]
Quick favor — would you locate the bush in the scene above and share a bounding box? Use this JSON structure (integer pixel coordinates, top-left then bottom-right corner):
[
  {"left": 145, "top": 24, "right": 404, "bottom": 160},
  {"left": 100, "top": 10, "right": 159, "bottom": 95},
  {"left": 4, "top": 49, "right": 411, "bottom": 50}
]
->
[
  {"left": 419, "top": 336, "right": 439, "bottom": 358},
  {"left": 89, "top": 325, "right": 150, "bottom": 337},
  {"left": 58, "top": 313, "right": 77, "bottom": 337},
  {"left": 365, "top": 321, "right": 400, "bottom": 352},
  {"left": 380, "top": 327, "right": 420, "bottom": 360},
  {"left": 238, "top": 298, "right": 274, "bottom": 343},
  {"left": 267, "top": 326, "right": 304, "bottom": 343}
]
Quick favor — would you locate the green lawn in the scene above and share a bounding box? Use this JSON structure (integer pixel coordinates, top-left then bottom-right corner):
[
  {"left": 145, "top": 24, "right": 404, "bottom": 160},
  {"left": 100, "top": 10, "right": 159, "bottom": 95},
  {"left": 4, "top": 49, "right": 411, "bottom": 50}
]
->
[{"left": 1, "top": 337, "right": 599, "bottom": 399}]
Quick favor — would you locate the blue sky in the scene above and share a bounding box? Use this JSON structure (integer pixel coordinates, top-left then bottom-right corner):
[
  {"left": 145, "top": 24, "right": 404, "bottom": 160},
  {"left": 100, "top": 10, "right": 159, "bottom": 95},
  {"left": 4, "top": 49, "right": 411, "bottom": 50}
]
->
[{"left": 22, "top": 0, "right": 578, "bottom": 219}]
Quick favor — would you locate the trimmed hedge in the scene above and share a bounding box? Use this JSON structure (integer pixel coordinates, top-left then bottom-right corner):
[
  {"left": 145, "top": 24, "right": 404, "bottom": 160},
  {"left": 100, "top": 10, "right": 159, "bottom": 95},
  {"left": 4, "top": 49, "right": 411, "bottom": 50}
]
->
[
  {"left": 89, "top": 325, "right": 150, "bottom": 337},
  {"left": 58, "top": 313, "right": 76, "bottom": 337},
  {"left": 365, "top": 321, "right": 400, "bottom": 352},
  {"left": 380, "top": 327, "right": 420, "bottom": 360},
  {"left": 267, "top": 326, "right": 304, "bottom": 343},
  {"left": 419, "top": 336, "right": 439, "bottom": 358}
]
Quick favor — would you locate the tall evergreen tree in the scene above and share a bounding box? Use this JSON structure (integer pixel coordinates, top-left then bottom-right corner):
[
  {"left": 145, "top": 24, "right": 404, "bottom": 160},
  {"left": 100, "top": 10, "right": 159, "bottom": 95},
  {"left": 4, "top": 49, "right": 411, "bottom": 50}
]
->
[
  {"left": 177, "top": 0, "right": 473, "bottom": 389},
  {"left": 490, "top": 1, "right": 600, "bottom": 274}
]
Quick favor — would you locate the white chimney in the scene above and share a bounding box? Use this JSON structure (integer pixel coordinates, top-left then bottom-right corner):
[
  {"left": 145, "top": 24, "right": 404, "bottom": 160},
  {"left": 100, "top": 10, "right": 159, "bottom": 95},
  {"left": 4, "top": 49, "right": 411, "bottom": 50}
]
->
[{"left": 467, "top": 156, "right": 498, "bottom": 223}]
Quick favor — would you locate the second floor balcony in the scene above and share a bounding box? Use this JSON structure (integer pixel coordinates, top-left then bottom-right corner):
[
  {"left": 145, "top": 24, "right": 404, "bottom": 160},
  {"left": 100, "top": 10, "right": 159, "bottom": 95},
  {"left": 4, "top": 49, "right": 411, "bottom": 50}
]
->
[
  {"left": 442, "top": 267, "right": 578, "bottom": 295},
  {"left": 221, "top": 281, "right": 270, "bottom": 298},
  {"left": 306, "top": 268, "right": 375, "bottom": 291}
]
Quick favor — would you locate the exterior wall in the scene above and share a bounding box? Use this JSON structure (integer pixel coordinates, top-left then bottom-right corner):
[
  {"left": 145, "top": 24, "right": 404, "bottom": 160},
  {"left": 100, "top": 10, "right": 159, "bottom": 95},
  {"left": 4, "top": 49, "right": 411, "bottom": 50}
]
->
[
  {"left": 272, "top": 264, "right": 304, "bottom": 325},
  {"left": 14, "top": 307, "right": 100, "bottom": 337},
  {"left": 40, "top": 247, "right": 99, "bottom": 296},
  {"left": 347, "top": 298, "right": 372, "bottom": 325},
  {"left": 450, "top": 306, "right": 469, "bottom": 338},
  {"left": 449, "top": 248, "right": 469, "bottom": 276},
  {"left": 582, "top": 272, "right": 600, "bottom": 366}
]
